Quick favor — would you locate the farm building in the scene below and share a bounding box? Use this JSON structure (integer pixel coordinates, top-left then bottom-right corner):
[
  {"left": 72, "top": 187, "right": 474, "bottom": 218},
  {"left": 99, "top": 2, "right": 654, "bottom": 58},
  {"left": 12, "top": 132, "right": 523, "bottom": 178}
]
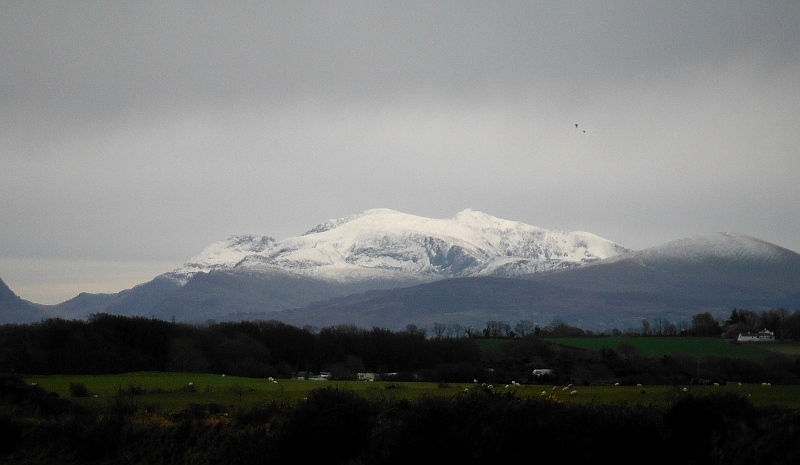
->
[{"left": 737, "top": 328, "right": 775, "bottom": 342}]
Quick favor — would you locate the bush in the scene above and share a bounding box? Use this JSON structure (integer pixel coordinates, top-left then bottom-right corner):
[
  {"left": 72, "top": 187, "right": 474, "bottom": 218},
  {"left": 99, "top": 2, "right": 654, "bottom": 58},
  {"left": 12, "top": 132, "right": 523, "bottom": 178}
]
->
[{"left": 68, "top": 382, "right": 90, "bottom": 398}]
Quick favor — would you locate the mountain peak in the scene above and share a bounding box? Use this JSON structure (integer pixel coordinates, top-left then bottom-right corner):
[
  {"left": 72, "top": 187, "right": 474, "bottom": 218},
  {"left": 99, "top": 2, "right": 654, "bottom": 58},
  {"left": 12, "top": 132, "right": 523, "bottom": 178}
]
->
[
  {"left": 635, "top": 232, "right": 797, "bottom": 263},
  {"left": 169, "top": 209, "right": 629, "bottom": 282}
]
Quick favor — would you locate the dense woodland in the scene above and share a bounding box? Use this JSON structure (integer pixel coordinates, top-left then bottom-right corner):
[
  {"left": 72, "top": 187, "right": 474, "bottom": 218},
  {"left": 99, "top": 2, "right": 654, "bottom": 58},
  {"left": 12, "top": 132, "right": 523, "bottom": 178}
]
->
[{"left": 2, "top": 309, "right": 800, "bottom": 385}]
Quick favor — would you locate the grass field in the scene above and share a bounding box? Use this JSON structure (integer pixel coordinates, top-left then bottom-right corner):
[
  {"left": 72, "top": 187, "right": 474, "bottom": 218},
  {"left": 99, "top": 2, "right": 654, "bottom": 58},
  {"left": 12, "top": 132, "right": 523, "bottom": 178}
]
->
[
  {"left": 548, "top": 337, "right": 794, "bottom": 362},
  {"left": 25, "top": 372, "right": 800, "bottom": 412}
]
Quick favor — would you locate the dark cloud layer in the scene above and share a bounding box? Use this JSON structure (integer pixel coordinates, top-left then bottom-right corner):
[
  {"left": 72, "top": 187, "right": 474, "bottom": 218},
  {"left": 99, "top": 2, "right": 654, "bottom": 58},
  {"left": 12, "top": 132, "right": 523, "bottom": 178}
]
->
[{"left": 2, "top": 1, "right": 799, "bottom": 303}]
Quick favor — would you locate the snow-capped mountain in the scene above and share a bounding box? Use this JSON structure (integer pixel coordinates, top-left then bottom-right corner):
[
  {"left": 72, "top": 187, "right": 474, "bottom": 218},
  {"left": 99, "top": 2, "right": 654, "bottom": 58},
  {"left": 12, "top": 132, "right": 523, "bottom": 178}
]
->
[
  {"left": 165, "top": 209, "right": 629, "bottom": 284},
  {"left": 3, "top": 213, "right": 800, "bottom": 328},
  {"left": 274, "top": 232, "right": 800, "bottom": 331}
]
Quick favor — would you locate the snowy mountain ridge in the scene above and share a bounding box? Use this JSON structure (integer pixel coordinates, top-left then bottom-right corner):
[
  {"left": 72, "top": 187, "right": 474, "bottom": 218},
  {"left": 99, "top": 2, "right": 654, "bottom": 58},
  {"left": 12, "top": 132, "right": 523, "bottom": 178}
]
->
[
  {"left": 600, "top": 232, "right": 799, "bottom": 266},
  {"left": 165, "top": 209, "right": 630, "bottom": 284}
]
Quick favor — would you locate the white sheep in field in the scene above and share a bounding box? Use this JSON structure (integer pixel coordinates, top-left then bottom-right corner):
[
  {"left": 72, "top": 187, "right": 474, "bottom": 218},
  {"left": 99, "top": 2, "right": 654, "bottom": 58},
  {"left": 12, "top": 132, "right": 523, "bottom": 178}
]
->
[
  {"left": 552, "top": 386, "right": 557, "bottom": 391},
  {"left": 562, "top": 386, "right": 569, "bottom": 392},
  {"left": 540, "top": 391, "right": 547, "bottom": 396},
  {"left": 682, "top": 387, "right": 688, "bottom": 392},
  {"left": 569, "top": 390, "right": 578, "bottom": 396},
  {"left": 713, "top": 383, "right": 719, "bottom": 387},
  {"left": 614, "top": 382, "right": 619, "bottom": 386}
]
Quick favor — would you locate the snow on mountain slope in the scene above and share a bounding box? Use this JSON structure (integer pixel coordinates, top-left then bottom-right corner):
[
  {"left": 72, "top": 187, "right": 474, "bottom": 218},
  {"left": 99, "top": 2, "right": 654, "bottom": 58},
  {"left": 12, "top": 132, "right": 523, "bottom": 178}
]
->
[
  {"left": 166, "top": 209, "right": 629, "bottom": 283},
  {"left": 604, "top": 232, "right": 799, "bottom": 266}
]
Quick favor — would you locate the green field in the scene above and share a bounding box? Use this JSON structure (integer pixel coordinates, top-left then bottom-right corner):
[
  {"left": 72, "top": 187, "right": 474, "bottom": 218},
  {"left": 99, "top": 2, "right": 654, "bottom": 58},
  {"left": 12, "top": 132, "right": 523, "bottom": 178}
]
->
[
  {"left": 549, "top": 337, "right": 794, "bottom": 362},
  {"left": 25, "top": 372, "right": 800, "bottom": 412}
]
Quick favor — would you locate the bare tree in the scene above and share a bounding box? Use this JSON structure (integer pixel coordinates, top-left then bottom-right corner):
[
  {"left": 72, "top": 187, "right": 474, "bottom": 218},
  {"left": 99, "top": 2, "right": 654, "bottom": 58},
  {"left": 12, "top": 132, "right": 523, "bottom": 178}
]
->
[
  {"left": 514, "top": 320, "right": 536, "bottom": 338},
  {"left": 432, "top": 322, "right": 447, "bottom": 339},
  {"left": 446, "top": 323, "right": 464, "bottom": 339}
]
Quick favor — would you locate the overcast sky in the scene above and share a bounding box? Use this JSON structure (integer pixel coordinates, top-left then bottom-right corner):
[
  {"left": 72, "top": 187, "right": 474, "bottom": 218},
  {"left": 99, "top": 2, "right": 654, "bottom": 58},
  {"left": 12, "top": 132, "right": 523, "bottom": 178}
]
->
[{"left": 2, "top": 1, "right": 799, "bottom": 304}]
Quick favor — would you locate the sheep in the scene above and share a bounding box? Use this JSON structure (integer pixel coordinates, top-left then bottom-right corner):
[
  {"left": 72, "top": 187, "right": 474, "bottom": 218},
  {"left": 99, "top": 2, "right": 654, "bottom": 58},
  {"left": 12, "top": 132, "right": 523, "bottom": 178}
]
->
[
  {"left": 562, "top": 386, "right": 569, "bottom": 392},
  {"left": 713, "top": 383, "right": 719, "bottom": 387},
  {"left": 540, "top": 391, "right": 547, "bottom": 396},
  {"left": 682, "top": 387, "right": 688, "bottom": 392},
  {"left": 614, "top": 382, "right": 619, "bottom": 386},
  {"left": 569, "top": 390, "right": 578, "bottom": 396}
]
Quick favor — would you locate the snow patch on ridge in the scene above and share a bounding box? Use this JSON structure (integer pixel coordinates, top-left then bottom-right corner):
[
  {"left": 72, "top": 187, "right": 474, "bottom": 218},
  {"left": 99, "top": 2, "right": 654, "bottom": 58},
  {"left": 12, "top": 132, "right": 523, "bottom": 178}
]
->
[{"left": 167, "top": 209, "right": 630, "bottom": 283}]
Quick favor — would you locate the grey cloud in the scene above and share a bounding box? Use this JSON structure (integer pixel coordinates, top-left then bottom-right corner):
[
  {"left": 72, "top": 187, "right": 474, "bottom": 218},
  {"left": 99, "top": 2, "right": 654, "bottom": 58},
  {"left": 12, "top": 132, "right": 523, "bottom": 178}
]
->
[{"left": 1, "top": 1, "right": 799, "bottom": 304}]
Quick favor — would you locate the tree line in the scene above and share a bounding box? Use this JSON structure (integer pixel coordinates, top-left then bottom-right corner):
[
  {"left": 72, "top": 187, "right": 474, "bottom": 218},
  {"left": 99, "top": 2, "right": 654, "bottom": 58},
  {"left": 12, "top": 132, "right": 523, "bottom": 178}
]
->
[
  {"left": 3, "top": 310, "right": 800, "bottom": 385},
  {"left": 0, "top": 314, "right": 481, "bottom": 380},
  {"left": 430, "top": 308, "right": 800, "bottom": 339}
]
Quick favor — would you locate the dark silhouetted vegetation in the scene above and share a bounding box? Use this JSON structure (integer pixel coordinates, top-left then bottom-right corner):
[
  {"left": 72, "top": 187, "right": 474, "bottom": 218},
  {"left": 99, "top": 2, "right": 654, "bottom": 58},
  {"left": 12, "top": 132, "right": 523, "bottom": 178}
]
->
[
  {"left": 2, "top": 375, "right": 799, "bottom": 464},
  {"left": 3, "top": 311, "right": 800, "bottom": 385},
  {"left": 0, "top": 314, "right": 481, "bottom": 381}
]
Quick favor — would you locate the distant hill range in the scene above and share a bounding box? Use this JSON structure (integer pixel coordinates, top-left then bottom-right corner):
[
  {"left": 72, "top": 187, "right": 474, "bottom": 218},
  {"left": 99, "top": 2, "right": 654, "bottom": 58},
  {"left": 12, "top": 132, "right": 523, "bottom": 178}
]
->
[{"left": 2, "top": 210, "right": 799, "bottom": 330}]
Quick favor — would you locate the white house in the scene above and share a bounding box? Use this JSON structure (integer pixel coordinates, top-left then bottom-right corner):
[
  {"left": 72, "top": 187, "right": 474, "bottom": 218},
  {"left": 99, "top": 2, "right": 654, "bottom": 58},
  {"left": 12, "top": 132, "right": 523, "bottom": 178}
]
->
[{"left": 737, "top": 328, "right": 775, "bottom": 342}]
